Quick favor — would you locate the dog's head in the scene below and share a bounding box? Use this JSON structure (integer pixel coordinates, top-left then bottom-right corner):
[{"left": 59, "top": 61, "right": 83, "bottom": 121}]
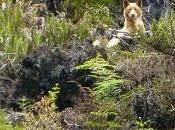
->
[{"left": 123, "top": 0, "right": 143, "bottom": 20}]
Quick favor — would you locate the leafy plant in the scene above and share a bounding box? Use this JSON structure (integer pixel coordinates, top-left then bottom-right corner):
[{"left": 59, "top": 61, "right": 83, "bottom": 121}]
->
[
  {"left": 18, "top": 97, "right": 34, "bottom": 111},
  {"left": 136, "top": 117, "right": 154, "bottom": 130},
  {"left": 48, "top": 83, "right": 60, "bottom": 108},
  {"left": 76, "top": 54, "right": 126, "bottom": 100}
]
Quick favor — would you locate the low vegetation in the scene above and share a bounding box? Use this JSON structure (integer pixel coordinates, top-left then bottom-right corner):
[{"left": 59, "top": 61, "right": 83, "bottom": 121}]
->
[
  {"left": 0, "top": 0, "right": 175, "bottom": 130},
  {"left": 0, "top": 109, "right": 24, "bottom": 130}
]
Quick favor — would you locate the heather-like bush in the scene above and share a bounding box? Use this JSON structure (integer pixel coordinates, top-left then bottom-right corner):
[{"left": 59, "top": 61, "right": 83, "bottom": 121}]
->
[
  {"left": 24, "top": 97, "right": 62, "bottom": 130},
  {"left": 0, "top": 109, "right": 24, "bottom": 130},
  {"left": 140, "top": 13, "right": 175, "bottom": 56}
]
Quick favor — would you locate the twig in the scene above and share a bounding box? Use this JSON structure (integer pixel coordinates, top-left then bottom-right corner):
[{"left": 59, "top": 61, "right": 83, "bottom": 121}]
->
[
  {"left": 116, "top": 30, "right": 130, "bottom": 35},
  {"left": 0, "top": 51, "right": 15, "bottom": 56},
  {"left": 63, "top": 119, "right": 81, "bottom": 129},
  {"left": 0, "top": 76, "right": 15, "bottom": 83},
  {"left": 118, "top": 35, "right": 133, "bottom": 39},
  {"left": 0, "top": 63, "right": 7, "bottom": 70},
  {"left": 119, "top": 38, "right": 130, "bottom": 47}
]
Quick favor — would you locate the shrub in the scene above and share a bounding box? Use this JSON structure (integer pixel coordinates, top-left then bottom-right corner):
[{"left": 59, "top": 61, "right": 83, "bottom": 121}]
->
[
  {"left": 0, "top": 109, "right": 24, "bottom": 130},
  {"left": 140, "top": 13, "right": 175, "bottom": 56},
  {"left": 62, "top": 0, "right": 117, "bottom": 23},
  {"left": 44, "top": 16, "right": 72, "bottom": 47},
  {"left": 0, "top": 1, "right": 43, "bottom": 61},
  {"left": 23, "top": 97, "right": 62, "bottom": 130}
]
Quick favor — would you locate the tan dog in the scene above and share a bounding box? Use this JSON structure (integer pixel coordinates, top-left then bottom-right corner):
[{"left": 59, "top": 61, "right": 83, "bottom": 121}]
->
[
  {"left": 106, "top": 0, "right": 146, "bottom": 48},
  {"left": 122, "top": 0, "right": 145, "bottom": 33}
]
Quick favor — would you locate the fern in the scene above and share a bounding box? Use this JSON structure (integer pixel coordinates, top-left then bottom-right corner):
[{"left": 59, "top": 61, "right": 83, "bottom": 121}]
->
[
  {"left": 76, "top": 54, "right": 148, "bottom": 129},
  {"left": 76, "top": 54, "right": 126, "bottom": 100},
  {"left": 48, "top": 83, "right": 60, "bottom": 109}
]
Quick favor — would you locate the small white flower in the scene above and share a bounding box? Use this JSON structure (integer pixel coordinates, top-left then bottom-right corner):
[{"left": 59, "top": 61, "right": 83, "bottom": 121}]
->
[
  {"left": 2, "top": 2, "right": 7, "bottom": 10},
  {"left": 92, "top": 39, "right": 101, "bottom": 47},
  {"left": 6, "top": 37, "right": 10, "bottom": 44}
]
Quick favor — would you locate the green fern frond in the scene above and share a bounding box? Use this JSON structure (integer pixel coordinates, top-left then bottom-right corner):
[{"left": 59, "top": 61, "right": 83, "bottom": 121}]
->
[{"left": 76, "top": 54, "right": 127, "bottom": 100}]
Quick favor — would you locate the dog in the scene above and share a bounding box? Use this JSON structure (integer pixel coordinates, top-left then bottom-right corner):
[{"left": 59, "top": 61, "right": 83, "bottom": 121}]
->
[
  {"left": 106, "top": 0, "right": 146, "bottom": 48},
  {"left": 121, "top": 0, "right": 146, "bottom": 33}
]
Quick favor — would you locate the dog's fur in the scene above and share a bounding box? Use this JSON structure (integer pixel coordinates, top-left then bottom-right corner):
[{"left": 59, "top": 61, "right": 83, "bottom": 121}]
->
[{"left": 122, "top": 0, "right": 145, "bottom": 33}]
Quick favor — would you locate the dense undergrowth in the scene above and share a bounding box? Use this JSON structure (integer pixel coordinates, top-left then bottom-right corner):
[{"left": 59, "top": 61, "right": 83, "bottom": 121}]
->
[
  {"left": 0, "top": 0, "right": 114, "bottom": 62},
  {"left": 0, "top": 110, "right": 24, "bottom": 130},
  {"left": 0, "top": 0, "right": 175, "bottom": 130}
]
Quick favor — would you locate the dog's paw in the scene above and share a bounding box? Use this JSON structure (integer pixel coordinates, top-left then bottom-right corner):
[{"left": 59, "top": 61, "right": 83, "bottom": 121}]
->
[{"left": 106, "top": 37, "right": 120, "bottom": 48}]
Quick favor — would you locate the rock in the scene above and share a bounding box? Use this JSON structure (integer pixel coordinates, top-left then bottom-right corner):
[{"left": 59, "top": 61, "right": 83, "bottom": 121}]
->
[
  {"left": 0, "top": 40, "right": 98, "bottom": 110},
  {"left": 45, "top": 0, "right": 64, "bottom": 15},
  {"left": 33, "top": 17, "right": 45, "bottom": 29},
  {"left": 5, "top": 112, "right": 25, "bottom": 125},
  {"left": 147, "top": 0, "right": 171, "bottom": 20},
  {"left": 60, "top": 108, "right": 83, "bottom": 130},
  {"left": 9, "top": 2, "right": 142, "bottom": 111},
  {"left": 0, "top": 76, "right": 19, "bottom": 110}
]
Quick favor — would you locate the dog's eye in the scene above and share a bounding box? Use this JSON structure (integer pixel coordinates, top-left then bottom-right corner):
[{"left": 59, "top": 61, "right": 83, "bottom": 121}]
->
[
  {"left": 127, "top": 8, "right": 132, "bottom": 11},
  {"left": 132, "top": 7, "right": 137, "bottom": 11}
]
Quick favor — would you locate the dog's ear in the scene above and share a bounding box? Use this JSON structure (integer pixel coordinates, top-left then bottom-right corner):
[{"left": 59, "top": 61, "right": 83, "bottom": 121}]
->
[
  {"left": 136, "top": 0, "right": 142, "bottom": 7},
  {"left": 123, "top": 0, "right": 129, "bottom": 8}
]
